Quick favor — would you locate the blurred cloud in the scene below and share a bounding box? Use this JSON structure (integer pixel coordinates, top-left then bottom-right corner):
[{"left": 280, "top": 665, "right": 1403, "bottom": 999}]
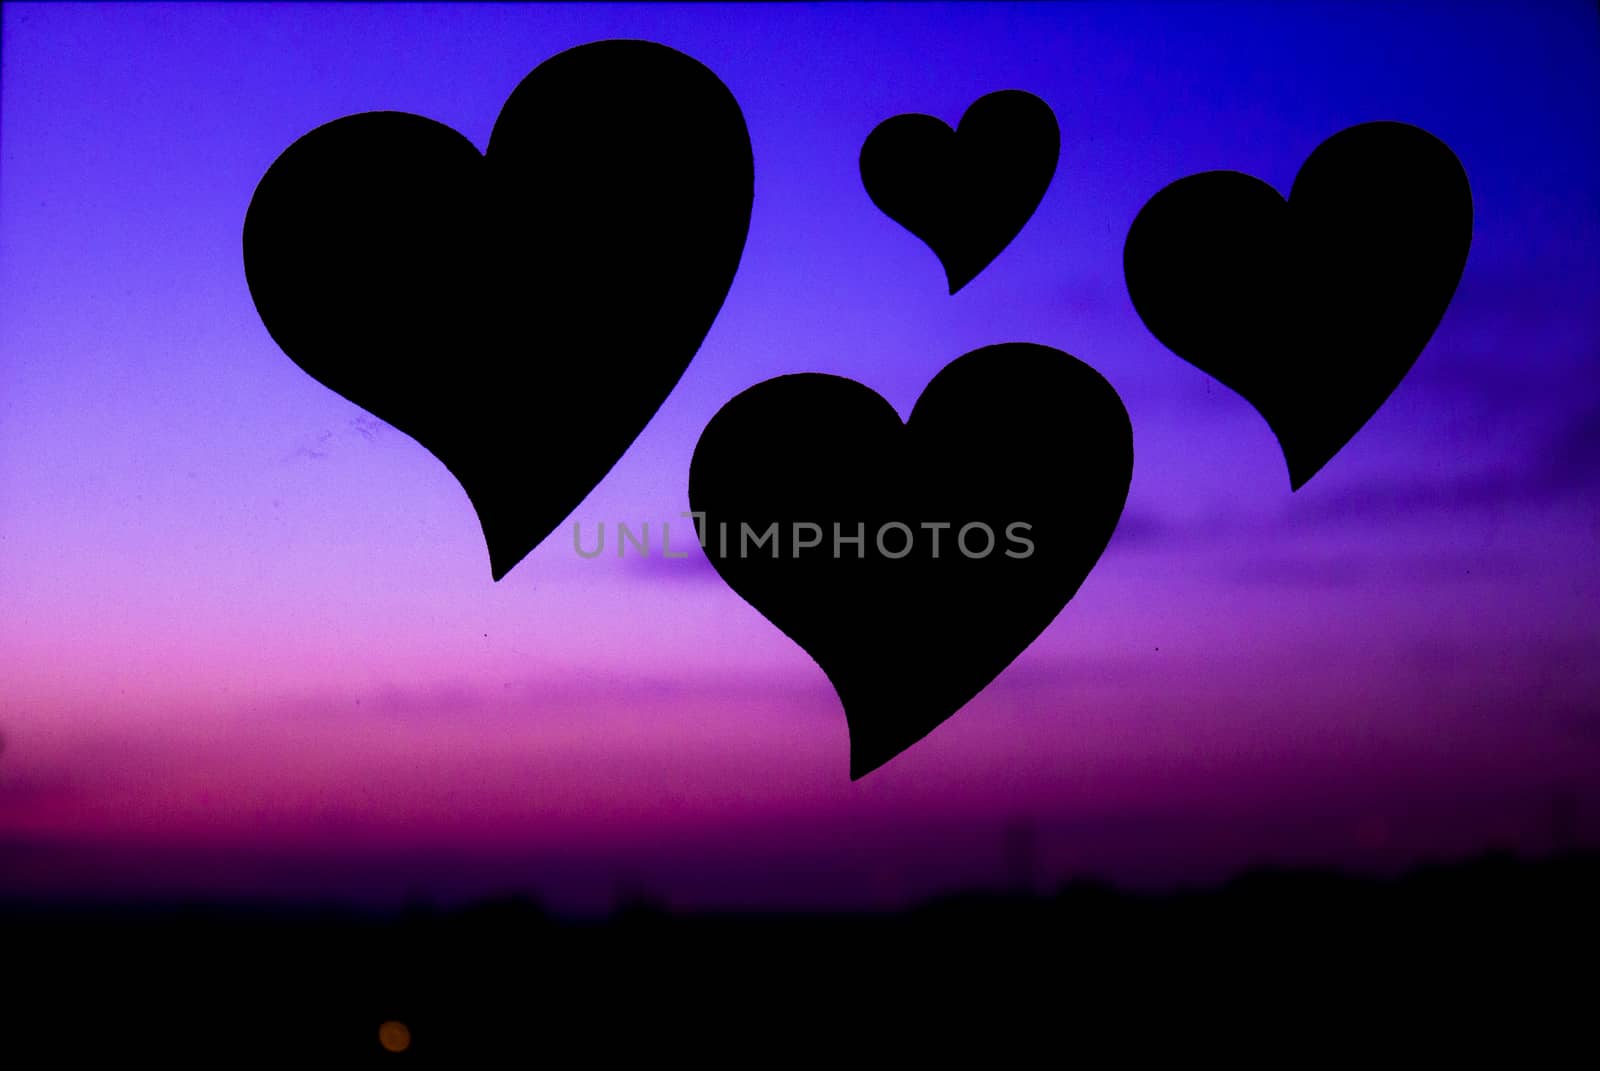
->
[
  {"left": 1229, "top": 550, "right": 1521, "bottom": 590},
  {"left": 1103, "top": 508, "right": 1172, "bottom": 551},
  {"left": 1295, "top": 396, "right": 1600, "bottom": 526},
  {"left": 622, "top": 539, "right": 721, "bottom": 583},
  {"left": 1541, "top": 398, "right": 1600, "bottom": 495},
  {"left": 0, "top": 834, "right": 71, "bottom": 875},
  {"left": 370, "top": 679, "right": 487, "bottom": 719},
  {"left": 1565, "top": 706, "right": 1600, "bottom": 743},
  {"left": 0, "top": 773, "right": 81, "bottom": 810}
]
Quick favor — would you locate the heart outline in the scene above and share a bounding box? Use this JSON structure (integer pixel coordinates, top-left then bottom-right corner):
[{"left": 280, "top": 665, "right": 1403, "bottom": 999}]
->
[
  {"left": 1123, "top": 120, "right": 1472, "bottom": 489},
  {"left": 689, "top": 343, "right": 1133, "bottom": 778},
  {"left": 861, "top": 90, "right": 1060, "bottom": 294},
  {"left": 243, "top": 39, "right": 755, "bottom": 580}
]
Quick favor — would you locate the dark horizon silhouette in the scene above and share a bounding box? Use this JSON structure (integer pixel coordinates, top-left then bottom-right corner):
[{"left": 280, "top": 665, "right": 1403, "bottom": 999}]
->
[{"left": 6, "top": 848, "right": 1596, "bottom": 1059}]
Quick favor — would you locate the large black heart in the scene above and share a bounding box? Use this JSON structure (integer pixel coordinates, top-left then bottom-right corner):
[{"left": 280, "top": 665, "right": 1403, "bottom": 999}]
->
[
  {"left": 688, "top": 344, "right": 1132, "bottom": 779},
  {"left": 243, "top": 40, "right": 753, "bottom": 580},
  {"left": 1123, "top": 121, "right": 1472, "bottom": 489},
  {"left": 860, "top": 90, "right": 1059, "bottom": 294}
]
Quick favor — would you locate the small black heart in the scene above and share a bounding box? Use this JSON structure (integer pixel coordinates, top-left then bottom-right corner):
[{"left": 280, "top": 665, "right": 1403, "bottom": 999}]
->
[
  {"left": 860, "top": 90, "right": 1060, "bottom": 294},
  {"left": 688, "top": 344, "right": 1132, "bottom": 779},
  {"left": 1123, "top": 120, "right": 1472, "bottom": 489},
  {"left": 243, "top": 40, "right": 753, "bottom": 580}
]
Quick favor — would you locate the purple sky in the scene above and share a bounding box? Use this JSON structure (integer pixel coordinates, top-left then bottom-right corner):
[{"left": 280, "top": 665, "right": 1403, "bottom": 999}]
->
[{"left": 2, "top": 2, "right": 1598, "bottom": 913}]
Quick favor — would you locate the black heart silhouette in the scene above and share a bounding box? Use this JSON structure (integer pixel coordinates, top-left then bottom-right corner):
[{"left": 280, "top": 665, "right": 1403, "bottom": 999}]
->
[
  {"left": 1123, "top": 120, "right": 1472, "bottom": 489},
  {"left": 243, "top": 40, "right": 753, "bottom": 580},
  {"left": 688, "top": 344, "right": 1132, "bottom": 779},
  {"left": 860, "top": 90, "right": 1059, "bottom": 294}
]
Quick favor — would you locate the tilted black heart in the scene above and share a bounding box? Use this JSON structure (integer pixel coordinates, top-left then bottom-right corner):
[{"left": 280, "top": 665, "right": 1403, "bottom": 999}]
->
[
  {"left": 860, "top": 90, "right": 1059, "bottom": 294},
  {"left": 1123, "top": 121, "right": 1472, "bottom": 489},
  {"left": 243, "top": 40, "right": 753, "bottom": 580},
  {"left": 688, "top": 344, "right": 1132, "bottom": 779}
]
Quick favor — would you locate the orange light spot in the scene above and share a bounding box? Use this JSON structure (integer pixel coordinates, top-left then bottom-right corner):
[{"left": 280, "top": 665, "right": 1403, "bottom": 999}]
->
[{"left": 378, "top": 1020, "right": 411, "bottom": 1053}]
